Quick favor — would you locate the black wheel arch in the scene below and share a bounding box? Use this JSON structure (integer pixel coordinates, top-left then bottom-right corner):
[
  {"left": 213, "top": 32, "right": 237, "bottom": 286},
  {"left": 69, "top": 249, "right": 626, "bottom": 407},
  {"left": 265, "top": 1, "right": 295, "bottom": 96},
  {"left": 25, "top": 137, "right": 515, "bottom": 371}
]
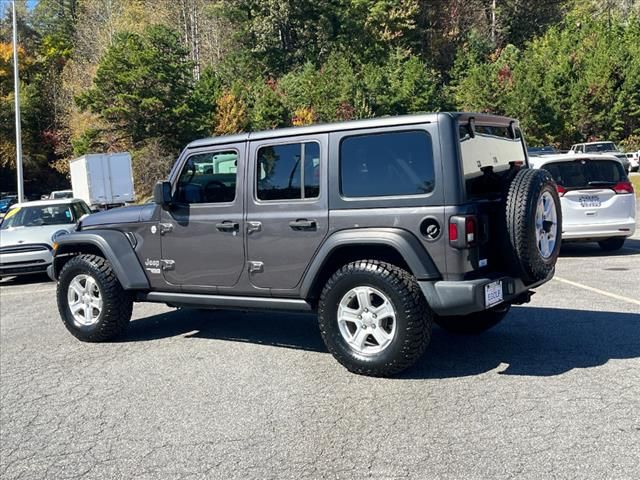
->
[
  {"left": 300, "top": 228, "right": 441, "bottom": 302},
  {"left": 52, "top": 230, "right": 150, "bottom": 290}
]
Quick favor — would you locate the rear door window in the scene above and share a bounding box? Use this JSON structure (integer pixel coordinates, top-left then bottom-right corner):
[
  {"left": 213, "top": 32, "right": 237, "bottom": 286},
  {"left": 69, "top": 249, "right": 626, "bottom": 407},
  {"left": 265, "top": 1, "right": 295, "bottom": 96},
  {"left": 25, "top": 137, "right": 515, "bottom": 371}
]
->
[
  {"left": 256, "top": 142, "right": 320, "bottom": 201},
  {"left": 541, "top": 159, "right": 625, "bottom": 190}
]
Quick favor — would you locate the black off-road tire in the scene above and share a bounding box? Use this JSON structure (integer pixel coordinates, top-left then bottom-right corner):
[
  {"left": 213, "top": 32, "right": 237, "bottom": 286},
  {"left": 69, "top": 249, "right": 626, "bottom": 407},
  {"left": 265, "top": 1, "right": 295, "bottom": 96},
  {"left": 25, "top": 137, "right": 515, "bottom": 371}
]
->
[
  {"left": 598, "top": 237, "right": 625, "bottom": 251},
  {"left": 318, "top": 260, "right": 432, "bottom": 377},
  {"left": 434, "top": 304, "right": 511, "bottom": 335},
  {"left": 505, "top": 168, "right": 562, "bottom": 284},
  {"left": 57, "top": 254, "right": 133, "bottom": 342}
]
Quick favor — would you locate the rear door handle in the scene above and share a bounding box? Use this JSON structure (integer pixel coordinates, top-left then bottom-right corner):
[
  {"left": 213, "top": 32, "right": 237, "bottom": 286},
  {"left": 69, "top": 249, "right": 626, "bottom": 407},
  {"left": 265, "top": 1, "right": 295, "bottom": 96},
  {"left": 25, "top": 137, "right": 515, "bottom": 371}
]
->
[
  {"left": 289, "top": 219, "right": 317, "bottom": 231},
  {"left": 216, "top": 221, "right": 239, "bottom": 232}
]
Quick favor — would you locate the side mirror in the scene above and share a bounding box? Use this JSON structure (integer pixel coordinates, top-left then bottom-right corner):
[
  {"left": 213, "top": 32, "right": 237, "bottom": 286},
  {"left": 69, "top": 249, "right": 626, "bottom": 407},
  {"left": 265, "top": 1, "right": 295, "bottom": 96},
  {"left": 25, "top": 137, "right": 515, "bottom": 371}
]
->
[{"left": 153, "top": 181, "right": 172, "bottom": 207}]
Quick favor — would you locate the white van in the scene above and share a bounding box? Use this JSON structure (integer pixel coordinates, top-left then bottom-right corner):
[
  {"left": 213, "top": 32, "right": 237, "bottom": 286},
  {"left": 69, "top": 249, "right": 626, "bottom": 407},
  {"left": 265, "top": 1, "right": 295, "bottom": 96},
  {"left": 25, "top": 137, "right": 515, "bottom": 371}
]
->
[{"left": 530, "top": 154, "right": 636, "bottom": 251}]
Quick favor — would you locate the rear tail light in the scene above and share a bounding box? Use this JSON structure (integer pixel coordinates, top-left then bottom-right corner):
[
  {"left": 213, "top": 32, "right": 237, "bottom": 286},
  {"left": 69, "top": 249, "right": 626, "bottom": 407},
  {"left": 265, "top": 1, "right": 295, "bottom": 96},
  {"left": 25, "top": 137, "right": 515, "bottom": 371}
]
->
[
  {"left": 448, "top": 222, "right": 458, "bottom": 242},
  {"left": 449, "top": 215, "right": 477, "bottom": 248},
  {"left": 465, "top": 216, "right": 476, "bottom": 244},
  {"left": 613, "top": 181, "right": 634, "bottom": 194},
  {"left": 556, "top": 184, "right": 566, "bottom": 196}
]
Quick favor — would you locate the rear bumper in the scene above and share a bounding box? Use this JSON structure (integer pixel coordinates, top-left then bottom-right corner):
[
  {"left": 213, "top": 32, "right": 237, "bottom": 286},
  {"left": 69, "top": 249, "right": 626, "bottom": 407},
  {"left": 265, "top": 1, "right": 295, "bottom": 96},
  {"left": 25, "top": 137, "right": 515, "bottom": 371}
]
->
[
  {"left": 562, "top": 219, "right": 636, "bottom": 240},
  {"left": 419, "top": 271, "right": 553, "bottom": 316}
]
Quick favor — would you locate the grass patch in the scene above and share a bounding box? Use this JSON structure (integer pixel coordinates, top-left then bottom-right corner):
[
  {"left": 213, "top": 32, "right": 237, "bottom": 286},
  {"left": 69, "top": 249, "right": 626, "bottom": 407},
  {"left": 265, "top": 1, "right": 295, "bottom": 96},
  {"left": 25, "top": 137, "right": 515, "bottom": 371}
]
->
[{"left": 629, "top": 174, "right": 640, "bottom": 197}]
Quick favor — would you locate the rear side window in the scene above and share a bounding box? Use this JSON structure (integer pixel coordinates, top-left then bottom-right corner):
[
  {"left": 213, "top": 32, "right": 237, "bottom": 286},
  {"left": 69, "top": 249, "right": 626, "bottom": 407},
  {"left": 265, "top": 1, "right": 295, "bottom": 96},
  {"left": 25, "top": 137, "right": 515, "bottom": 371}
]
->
[
  {"left": 541, "top": 159, "right": 625, "bottom": 189},
  {"left": 257, "top": 142, "right": 320, "bottom": 201},
  {"left": 340, "top": 130, "right": 434, "bottom": 198}
]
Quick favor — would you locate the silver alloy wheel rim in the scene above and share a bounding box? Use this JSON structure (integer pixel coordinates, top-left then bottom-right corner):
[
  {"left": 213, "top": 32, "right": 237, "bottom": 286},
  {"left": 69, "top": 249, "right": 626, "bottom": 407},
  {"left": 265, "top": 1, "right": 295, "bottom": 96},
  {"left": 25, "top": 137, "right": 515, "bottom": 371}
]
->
[
  {"left": 67, "top": 274, "right": 103, "bottom": 327},
  {"left": 535, "top": 191, "right": 558, "bottom": 259},
  {"left": 337, "top": 286, "right": 397, "bottom": 355}
]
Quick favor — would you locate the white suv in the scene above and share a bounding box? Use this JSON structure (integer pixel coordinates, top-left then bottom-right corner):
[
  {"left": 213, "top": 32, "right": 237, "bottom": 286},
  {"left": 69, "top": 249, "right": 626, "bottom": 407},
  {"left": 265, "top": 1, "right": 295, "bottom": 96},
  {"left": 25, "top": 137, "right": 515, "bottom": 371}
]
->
[
  {"left": 568, "top": 141, "right": 630, "bottom": 173},
  {"left": 530, "top": 154, "right": 636, "bottom": 251},
  {"left": 626, "top": 151, "right": 639, "bottom": 172}
]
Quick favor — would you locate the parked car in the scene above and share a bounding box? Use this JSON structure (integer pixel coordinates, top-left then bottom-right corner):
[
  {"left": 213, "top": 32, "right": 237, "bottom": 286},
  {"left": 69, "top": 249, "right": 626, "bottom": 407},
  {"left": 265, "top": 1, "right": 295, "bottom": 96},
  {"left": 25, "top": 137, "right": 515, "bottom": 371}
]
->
[
  {"left": 530, "top": 154, "right": 636, "bottom": 251},
  {"left": 568, "top": 141, "right": 630, "bottom": 173},
  {"left": 625, "top": 151, "right": 639, "bottom": 172},
  {"left": 528, "top": 146, "right": 558, "bottom": 156},
  {"left": 49, "top": 190, "right": 74, "bottom": 200},
  {"left": 49, "top": 113, "right": 562, "bottom": 377},
  {"left": 0, "top": 199, "right": 91, "bottom": 278},
  {"left": 0, "top": 196, "right": 18, "bottom": 215}
]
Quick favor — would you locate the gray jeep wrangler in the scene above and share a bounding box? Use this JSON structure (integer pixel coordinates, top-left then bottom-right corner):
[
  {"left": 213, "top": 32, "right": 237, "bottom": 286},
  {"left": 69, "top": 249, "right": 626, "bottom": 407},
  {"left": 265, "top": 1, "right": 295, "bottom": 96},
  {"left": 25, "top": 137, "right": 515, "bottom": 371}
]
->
[{"left": 50, "top": 112, "right": 562, "bottom": 377}]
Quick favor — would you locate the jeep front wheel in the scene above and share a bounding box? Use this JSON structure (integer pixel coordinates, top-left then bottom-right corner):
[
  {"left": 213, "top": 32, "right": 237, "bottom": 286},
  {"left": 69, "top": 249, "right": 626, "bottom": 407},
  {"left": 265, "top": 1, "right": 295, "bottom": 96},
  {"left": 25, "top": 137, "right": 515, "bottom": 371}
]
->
[
  {"left": 57, "top": 254, "right": 133, "bottom": 342},
  {"left": 318, "top": 260, "right": 432, "bottom": 377}
]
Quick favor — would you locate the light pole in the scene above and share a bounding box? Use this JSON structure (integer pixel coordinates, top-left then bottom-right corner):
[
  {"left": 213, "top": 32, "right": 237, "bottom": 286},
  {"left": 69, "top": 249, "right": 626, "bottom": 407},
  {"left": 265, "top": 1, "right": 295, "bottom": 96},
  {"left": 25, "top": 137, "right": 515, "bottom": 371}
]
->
[{"left": 12, "top": 0, "right": 24, "bottom": 203}]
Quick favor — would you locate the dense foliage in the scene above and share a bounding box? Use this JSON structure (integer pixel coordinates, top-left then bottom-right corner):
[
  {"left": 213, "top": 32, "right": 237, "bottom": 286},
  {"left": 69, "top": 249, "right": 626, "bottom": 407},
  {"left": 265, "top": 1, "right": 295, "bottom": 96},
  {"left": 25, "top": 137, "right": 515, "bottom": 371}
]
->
[{"left": 1, "top": 0, "right": 639, "bottom": 196}]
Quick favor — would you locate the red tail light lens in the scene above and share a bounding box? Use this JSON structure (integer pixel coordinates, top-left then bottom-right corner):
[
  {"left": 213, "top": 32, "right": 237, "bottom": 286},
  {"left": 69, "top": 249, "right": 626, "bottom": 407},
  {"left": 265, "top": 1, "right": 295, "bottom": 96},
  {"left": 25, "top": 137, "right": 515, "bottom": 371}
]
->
[
  {"left": 613, "top": 181, "right": 634, "bottom": 194},
  {"left": 556, "top": 184, "right": 566, "bottom": 196},
  {"left": 449, "top": 222, "right": 458, "bottom": 242}
]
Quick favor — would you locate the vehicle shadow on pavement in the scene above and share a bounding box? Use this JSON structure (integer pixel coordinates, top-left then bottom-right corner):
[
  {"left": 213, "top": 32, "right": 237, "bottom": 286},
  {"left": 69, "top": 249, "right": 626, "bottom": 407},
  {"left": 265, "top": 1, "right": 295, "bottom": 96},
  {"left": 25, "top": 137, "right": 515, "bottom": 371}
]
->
[
  {"left": 560, "top": 238, "right": 640, "bottom": 257},
  {"left": 123, "top": 305, "right": 640, "bottom": 378},
  {"left": 405, "top": 306, "right": 640, "bottom": 379},
  {"left": 0, "top": 273, "right": 51, "bottom": 286},
  {"left": 123, "top": 308, "right": 326, "bottom": 352}
]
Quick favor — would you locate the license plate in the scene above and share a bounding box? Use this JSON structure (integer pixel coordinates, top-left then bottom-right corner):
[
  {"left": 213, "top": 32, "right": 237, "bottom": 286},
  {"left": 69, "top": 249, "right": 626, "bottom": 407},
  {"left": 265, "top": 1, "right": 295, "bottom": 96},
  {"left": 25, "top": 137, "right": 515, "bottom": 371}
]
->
[
  {"left": 579, "top": 195, "right": 601, "bottom": 208},
  {"left": 484, "top": 281, "right": 503, "bottom": 308}
]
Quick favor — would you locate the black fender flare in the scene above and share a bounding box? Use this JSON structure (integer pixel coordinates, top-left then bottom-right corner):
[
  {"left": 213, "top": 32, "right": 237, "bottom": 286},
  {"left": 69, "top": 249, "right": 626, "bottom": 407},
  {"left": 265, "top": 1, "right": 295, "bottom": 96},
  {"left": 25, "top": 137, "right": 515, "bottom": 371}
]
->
[
  {"left": 300, "top": 228, "right": 441, "bottom": 298},
  {"left": 52, "top": 230, "right": 150, "bottom": 290}
]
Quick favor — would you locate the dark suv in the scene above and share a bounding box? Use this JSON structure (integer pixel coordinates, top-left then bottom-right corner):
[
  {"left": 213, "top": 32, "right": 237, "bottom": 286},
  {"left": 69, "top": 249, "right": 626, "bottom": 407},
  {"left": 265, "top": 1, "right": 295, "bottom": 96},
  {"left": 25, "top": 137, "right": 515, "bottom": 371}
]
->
[{"left": 50, "top": 113, "right": 562, "bottom": 376}]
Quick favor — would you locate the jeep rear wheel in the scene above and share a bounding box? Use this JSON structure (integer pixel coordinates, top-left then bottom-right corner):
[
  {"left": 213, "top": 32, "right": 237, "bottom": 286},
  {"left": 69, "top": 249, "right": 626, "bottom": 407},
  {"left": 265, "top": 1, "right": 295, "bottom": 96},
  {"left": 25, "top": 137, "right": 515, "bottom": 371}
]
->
[
  {"left": 434, "top": 304, "right": 511, "bottom": 335},
  {"left": 57, "top": 254, "right": 133, "bottom": 342},
  {"left": 505, "top": 168, "right": 562, "bottom": 283},
  {"left": 318, "top": 260, "right": 432, "bottom": 377}
]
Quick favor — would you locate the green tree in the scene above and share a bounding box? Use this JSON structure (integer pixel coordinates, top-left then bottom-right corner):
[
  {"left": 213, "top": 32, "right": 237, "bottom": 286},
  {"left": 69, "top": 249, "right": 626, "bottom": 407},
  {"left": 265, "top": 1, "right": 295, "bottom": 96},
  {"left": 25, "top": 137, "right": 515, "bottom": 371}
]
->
[
  {"left": 248, "top": 79, "right": 289, "bottom": 130},
  {"left": 76, "top": 25, "right": 196, "bottom": 151}
]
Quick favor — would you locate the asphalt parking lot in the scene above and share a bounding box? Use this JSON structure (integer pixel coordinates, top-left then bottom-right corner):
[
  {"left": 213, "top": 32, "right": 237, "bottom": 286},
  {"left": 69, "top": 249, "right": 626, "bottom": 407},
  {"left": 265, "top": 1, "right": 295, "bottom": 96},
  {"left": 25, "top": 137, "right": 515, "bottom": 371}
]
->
[{"left": 1, "top": 216, "right": 639, "bottom": 479}]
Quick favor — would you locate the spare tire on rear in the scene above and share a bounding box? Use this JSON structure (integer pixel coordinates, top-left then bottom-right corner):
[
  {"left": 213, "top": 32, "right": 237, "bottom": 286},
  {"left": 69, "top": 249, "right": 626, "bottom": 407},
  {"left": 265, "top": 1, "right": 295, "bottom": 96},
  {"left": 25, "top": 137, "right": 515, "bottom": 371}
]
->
[{"left": 505, "top": 168, "right": 562, "bottom": 284}]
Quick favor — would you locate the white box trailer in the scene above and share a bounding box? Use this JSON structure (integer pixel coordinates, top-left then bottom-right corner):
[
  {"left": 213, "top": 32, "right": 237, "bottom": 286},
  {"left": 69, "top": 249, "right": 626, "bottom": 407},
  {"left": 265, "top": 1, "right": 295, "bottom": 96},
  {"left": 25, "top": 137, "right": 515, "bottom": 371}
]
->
[{"left": 69, "top": 153, "right": 135, "bottom": 208}]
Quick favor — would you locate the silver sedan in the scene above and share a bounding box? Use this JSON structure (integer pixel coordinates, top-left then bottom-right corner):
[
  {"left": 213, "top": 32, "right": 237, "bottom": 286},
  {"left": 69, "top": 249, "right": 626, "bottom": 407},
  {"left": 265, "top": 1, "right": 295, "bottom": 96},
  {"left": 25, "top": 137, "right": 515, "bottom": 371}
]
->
[{"left": 0, "top": 199, "right": 91, "bottom": 278}]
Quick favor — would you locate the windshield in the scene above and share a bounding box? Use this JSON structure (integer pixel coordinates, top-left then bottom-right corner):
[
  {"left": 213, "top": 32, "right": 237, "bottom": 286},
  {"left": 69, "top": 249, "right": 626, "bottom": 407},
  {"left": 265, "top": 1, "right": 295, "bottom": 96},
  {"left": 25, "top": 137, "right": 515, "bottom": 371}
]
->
[
  {"left": 1, "top": 204, "right": 76, "bottom": 230},
  {"left": 52, "top": 191, "right": 73, "bottom": 199},
  {"left": 541, "top": 159, "right": 625, "bottom": 189},
  {"left": 584, "top": 142, "right": 617, "bottom": 153}
]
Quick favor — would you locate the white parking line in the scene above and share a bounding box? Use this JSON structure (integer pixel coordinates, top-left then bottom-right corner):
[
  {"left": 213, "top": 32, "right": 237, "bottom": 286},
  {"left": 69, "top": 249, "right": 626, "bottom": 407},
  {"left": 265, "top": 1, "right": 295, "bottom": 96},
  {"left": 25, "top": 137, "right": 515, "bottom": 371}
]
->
[{"left": 553, "top": 276, "right": 640, "bottom": 307}]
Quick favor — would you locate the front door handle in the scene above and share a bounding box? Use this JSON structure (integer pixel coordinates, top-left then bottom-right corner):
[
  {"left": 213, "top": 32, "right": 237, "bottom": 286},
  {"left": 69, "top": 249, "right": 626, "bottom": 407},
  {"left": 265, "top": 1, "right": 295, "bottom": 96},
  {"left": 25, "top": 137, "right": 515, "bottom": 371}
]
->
[
  {"left": 289, "top": 219, "right": 317, "bottom": 231},
  {"left": 216, "top": 221, "right": 239, "bottom": 232},
  {"left": 159, "top": 223, "right": 174, "bottom": 235}
]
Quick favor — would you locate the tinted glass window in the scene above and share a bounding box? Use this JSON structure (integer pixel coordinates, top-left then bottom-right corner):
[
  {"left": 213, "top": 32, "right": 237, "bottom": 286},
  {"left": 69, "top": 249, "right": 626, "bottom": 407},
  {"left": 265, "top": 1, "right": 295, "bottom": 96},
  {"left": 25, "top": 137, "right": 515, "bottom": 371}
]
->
[
  {"left": 541, "top": 159, "right": 625, "bottom": 189},
  {"left": 175, "top": 151, "right": 237, "bottom": 204},
  {"left": 459, "top": 124, "right": 526, "bottom": 197},
  {"left": 340, "top": 131, "right": 434, "bottom": 197},
  {"left": 584, "top": 142, "right": 617, "bottom": 153},
  {"left": 257, "top": 142, "right": 320, "bottom": 201}
]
